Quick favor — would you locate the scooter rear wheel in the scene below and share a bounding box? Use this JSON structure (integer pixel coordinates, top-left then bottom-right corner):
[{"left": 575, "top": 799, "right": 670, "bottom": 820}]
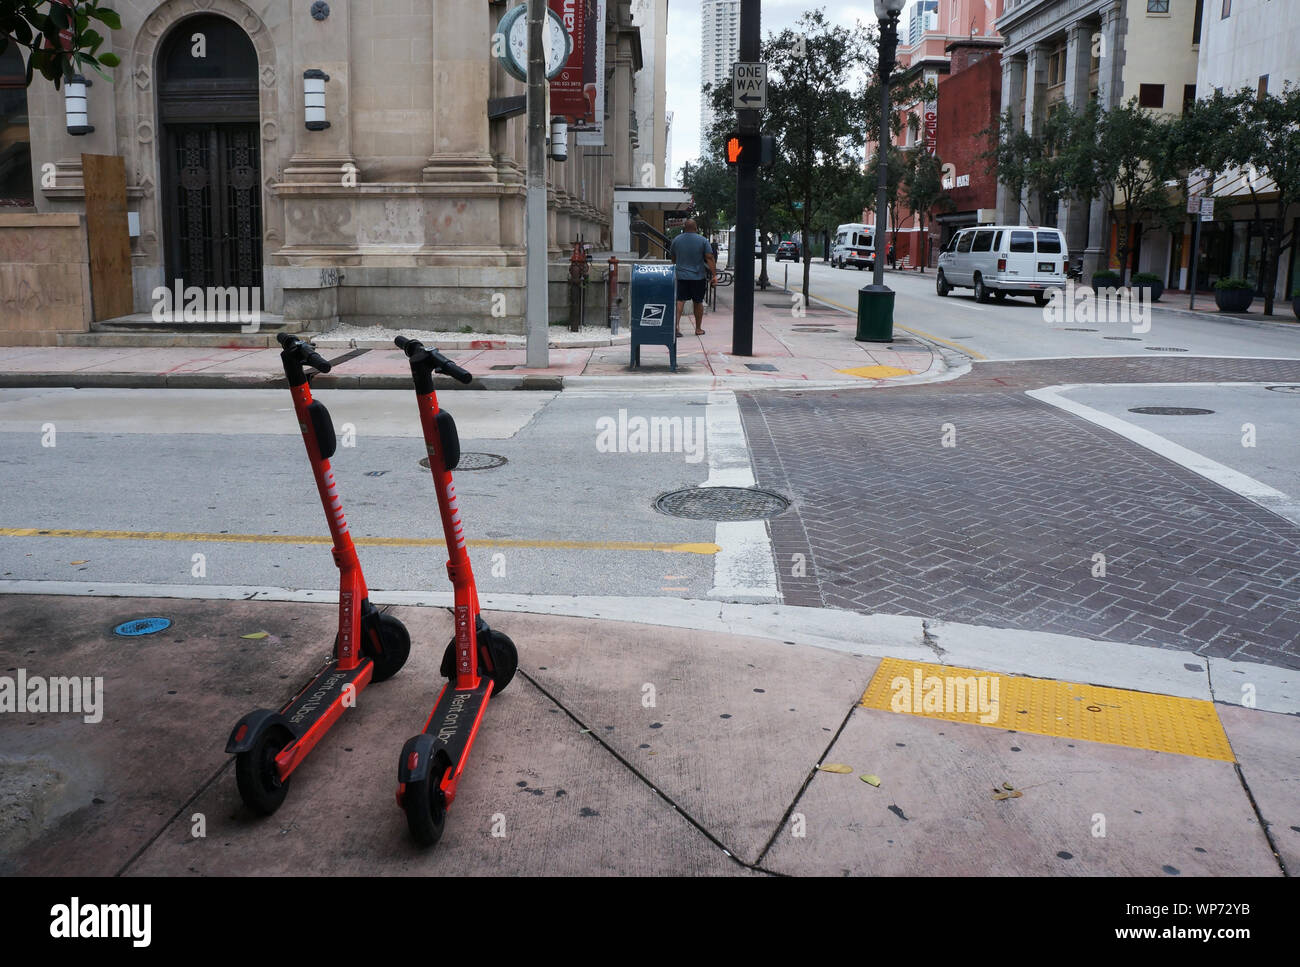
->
[
  {"left": 440, "top": 628, "right": 518, "bottom": 695},
  {"left": 405, "top": 763, "right": 450, "bottom": 847},
  {"left": 235, "top": 727, "right": 291, "bottom": 815},
  {"left": 364, "top": 613, "right": 411, "bottom": 683}
]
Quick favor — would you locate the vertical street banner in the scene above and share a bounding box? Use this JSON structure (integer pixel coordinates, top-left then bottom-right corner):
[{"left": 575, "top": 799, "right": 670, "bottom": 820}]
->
[
  {"left": 922, "top": 69, "right": 938, "bottom": 157},
  {"left": 547, "top": 0, "right": 606, "bottom": 146}
]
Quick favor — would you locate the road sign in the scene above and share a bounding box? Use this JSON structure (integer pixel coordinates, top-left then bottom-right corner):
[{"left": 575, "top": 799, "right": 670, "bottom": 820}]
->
[
  {"left": 732, "top": 62, "right": 767, "bottom": 110},
  {"left": 1186, "top": 194, "right": 1202, "bottom": 215},
  {"left": 1200, "top": 196, "right": 1215, "bottom": 222}
]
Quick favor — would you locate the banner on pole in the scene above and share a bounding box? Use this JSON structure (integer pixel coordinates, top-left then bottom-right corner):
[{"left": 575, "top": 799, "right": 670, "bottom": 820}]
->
[{"left": 547, "top": 0, "right": 606, "bottom": 146}]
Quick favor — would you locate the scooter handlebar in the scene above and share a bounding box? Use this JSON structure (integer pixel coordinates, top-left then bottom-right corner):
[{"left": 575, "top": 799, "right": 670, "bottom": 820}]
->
[
  {"left": 393, "top": 336, "right": 473, "bottom": 384},
  {"left": 276, "top": 333, "right": 332, "bottom": 373}
]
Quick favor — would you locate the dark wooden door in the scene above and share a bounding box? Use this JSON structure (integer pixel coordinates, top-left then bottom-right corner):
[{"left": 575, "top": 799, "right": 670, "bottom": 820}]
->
[
  {"left": 163, "top": 123, "right": 262, "bottom": 291},
  {"left": 81, "top": 153, "right": 134, "bottom": 320}
]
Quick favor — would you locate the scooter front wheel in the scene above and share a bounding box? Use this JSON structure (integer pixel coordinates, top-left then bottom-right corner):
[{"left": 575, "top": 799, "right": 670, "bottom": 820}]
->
[
  {"left": 364, "top": 612, "right": 411, "bottom": 683},
  {"left": 235, "top": 727, "right": 292, "bottom": 815},
  {"left": 405, "top": 762, "right": 450, "bottom": 847}
]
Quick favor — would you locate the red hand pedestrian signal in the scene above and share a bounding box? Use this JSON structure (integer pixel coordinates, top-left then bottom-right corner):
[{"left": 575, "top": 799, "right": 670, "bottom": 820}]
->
[{"left": 724, "top": 133, "right": 775, "bottom": 167}]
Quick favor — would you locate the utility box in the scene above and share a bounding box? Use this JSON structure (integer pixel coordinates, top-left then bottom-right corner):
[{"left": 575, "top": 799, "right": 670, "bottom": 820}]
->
[{"left": 629, "top": 262, "right": 677, "bottom": 371}]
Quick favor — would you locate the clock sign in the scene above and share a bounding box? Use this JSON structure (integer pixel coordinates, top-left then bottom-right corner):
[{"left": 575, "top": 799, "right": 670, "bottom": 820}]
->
[{"left": 497, "top": 3, "right": 571, "bottom": 83}]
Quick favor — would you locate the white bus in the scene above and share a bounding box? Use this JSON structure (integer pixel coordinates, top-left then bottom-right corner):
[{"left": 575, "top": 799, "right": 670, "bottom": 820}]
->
[{"left": 831, "top": 223, "right": 876, "bottom": 271}]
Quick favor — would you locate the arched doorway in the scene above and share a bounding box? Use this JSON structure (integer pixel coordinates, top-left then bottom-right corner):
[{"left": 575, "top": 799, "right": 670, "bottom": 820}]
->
[{"left": 157, "top": 14, "right": 262, "bottom": 294}]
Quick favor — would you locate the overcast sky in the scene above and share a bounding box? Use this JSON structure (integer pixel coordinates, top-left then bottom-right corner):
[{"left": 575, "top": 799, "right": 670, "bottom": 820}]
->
[{"left": 663, "top": 1, "right": 919, "bottom": 183}]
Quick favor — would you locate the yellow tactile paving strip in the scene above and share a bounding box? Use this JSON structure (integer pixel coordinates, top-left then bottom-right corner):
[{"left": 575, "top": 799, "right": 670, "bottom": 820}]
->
[
  {"left": 860, "top": 658, "right": 1234, "bottom": 762},
  {"left": 835, "top": 365, "right": 915, "bottom": 380}
]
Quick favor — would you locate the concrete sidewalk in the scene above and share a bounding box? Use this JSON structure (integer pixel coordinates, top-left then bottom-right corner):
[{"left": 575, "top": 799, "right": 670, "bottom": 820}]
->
[
  {"left": 0, "top": 288, "right": 943, "bottom": 392},
  {"left": 1, "top": 591, "right": 1293, "bottom": 876}
]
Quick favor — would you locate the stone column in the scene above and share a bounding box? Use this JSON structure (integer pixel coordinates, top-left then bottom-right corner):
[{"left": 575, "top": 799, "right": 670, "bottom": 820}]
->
[
  {"left": 1022, "top": 44, "right": 1045, "bottom": 225},
  {"left": 996, "top": 55, "right": 1026, "bottom": 224},
  {"left": 1059, "top": 23, "right": 1092, "bottom": 258},
  {"left": 421, "top": 1, "right": 496, "bottom": 183},
  {"left": 1087, "top": 3, "right": 1123, "bottom": 276},
  {"left": 282, "top": 0, "right": 356, "bottom": 184}
]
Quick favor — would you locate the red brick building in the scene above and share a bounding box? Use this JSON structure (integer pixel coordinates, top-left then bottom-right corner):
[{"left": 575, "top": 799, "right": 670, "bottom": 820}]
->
[{"left": 932, "top": 39, "right": 1003, "bottom": 254}]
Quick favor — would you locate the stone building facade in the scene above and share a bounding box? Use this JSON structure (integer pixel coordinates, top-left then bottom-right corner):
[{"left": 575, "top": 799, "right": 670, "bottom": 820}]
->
[
  {"left": 996, "top": 0, "right": 1201, "bottom": 281},
  {"left": 14, "top": 0, "right": 644, "bottom": 333}
]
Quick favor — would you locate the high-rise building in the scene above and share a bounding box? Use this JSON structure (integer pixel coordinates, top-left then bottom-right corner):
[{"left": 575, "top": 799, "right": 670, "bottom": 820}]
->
[
  {"left": 700, "top": 0, "right": 741, "bottom": 155},
  {"left": 908, "top": 1, "right": 939, "bottom": 47}
]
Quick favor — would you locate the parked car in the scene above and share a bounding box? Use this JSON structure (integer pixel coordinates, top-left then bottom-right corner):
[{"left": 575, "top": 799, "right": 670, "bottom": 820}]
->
[
  {"left": 775, "top": 240, "right": 800, "bottom": 262},
  {"left": 936, "top": 225, "right": 1067, "bottom": 305},
  {"left": 831, "top": 223, "right": 875, "bottom": 270}
]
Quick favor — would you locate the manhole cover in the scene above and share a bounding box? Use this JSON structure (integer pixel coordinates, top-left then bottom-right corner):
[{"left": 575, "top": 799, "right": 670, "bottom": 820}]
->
[
  {"left": 791, "top": 327, "right": 837, "bottom": 333},
  {"left": 1266, "top": 385, "right": 1300, "bottom": 394},
  {"left": 1144, "top": 346, "right": 1188, "bottom": 352},
  {"left": 654, "top": 486, "right": 790, "bottom": 521},
  {"left": 419, "top": 452, "right": 507, "bottom": 471},
  {"left": 114, "top": 617, "right": 172, "bottom": 637},
  {"left": 746, "top": 363, "right": 777, "bottom": 372},
  {"left": 1103, "top": 336, "right": 1142, "bottom": 341},
  {"left": 1128, "top": 406, "right": 1216, "bottom": 416},
  {"left": 489, "top": 364, "right": 517, "bottom": 370},
  {"left": 1062, "top": 327, "right": 1098, "bottom": 332}
]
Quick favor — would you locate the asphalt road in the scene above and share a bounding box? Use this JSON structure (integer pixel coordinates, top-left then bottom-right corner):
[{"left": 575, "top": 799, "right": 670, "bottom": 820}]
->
[{"left": 771, "top": 258, "right": 1300, "bottom": 363}]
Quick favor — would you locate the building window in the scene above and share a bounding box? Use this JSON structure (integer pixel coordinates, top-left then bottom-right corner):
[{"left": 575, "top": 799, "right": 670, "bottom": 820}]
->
[
  {"left": 0, "top": 46, "right": 33, "bottom": 207},
  {"left": 1183, "top": 84, "right": 1197, "bottom": 114},
  {"left": 1193, "top": 0, "right": 1204, "bottom": 43},
  {"left": 1147, "top": 0, "right": 1169, "bottom": 12},
  {"left": 1139, "top": 83, "right": 1165, "bottom": 108},
  {"left": 1258, "top": 75, "right": 1269, "bottom": 98},
  {"left": 1221, "top": 0, "right": 1231, "bottom": 17}
]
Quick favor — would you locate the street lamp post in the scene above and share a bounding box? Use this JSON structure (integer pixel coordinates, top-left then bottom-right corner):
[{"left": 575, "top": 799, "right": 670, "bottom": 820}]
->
[{"left": 857, "top": 0, "right": 906, "bottom": 343}]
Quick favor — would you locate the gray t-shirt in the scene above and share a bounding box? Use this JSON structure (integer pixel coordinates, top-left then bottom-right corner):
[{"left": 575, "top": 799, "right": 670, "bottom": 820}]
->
[{"left": 670, "top": 232, "right": 712, "bottom": 281}]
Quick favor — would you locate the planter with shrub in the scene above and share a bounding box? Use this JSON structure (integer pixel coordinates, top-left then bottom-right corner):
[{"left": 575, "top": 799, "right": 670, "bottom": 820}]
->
[
  {"left": 1213, "top": 278, "right": 1254, "bottom": 313},
  {"left": 1131, "top": 272, "right": 1163, "bottom": 303},
  {"left": 1091, "top": 270, "right": 1121, "bottom": 292}
]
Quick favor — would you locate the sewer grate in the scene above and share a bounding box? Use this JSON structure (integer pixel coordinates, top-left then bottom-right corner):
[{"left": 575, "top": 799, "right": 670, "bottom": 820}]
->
[
  {"left": 1128, "top": 406, "right": 1216, "bottom": 416},
  {"left": 489, "top": 364, "right": 518, "bottom": 370},
  {"left": 746, "top": 363, "right": 778, "bottom": 371},
  {"left": 419, "top": 452, "right": 508, "bottom": 471},
  {"left": 654, "top": 486, "right": 790, "bottom": 521},
  {"left": 1144, "top": 346, "right": 1189, "bottom": 352},
  {"left": 1103, "top": 336, "right": 1142, "bottom": 341},
  {"left": 1062, "top": 327, "right": 1098, "bottom": 332},
  {"left": 1265, "top": 385, "right": 1300, "bottom": 394},
  {"left": 791, "top": 327, "right": 837, "bottom": 333}
]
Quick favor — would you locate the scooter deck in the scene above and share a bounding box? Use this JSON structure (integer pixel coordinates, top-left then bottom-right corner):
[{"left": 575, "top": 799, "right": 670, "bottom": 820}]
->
[
  {"left": 423, "top": 678, "right": 494, "bottom": 784},
  {"left": 271, "top": 657, "right": 374, "bottom": 779}
]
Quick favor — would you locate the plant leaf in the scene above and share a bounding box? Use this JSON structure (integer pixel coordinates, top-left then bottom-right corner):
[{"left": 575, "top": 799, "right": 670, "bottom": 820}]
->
[{"left": 817, "top": 763, "right": 853, "bottom": 774}]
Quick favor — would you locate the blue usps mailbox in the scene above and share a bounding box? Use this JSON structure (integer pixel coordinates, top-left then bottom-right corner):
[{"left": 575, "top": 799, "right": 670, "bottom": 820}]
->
[{"left": 629, "top": 263, "right": 677, "bottom": 371}]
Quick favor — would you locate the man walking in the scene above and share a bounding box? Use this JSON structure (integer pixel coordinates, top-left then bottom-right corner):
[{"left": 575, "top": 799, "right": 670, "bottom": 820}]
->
[{"left": 669, "top": 219, "right": 715, "bottom": 337}]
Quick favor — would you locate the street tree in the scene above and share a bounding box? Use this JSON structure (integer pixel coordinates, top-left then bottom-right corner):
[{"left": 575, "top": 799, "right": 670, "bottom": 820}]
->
[
  {"left": 1, "top": 0, "right": 121, "bottom": 85},
  {"left": 901, "top": 148, "right": 953, "bottom": 272},
  {"left": 678, "top": 159, "right": 734, "bottom": 239},
  {"left": 1223, "top": 84, "right": 1300, "bottom": 315},
  {"left": 1090, "top": 99, "right": 1178, "bottom": 284}
]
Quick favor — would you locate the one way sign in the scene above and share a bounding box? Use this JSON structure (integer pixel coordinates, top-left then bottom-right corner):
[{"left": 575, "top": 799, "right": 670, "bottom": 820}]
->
[{"left": 732, "top": 62, "right": 767, "bottom": 110}]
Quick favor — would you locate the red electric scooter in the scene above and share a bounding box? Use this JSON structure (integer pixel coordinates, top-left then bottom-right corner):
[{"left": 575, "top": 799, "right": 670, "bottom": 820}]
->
[
  {"left": 226, "top": 333, "right": 411, "bottom": 815},
  {"left": 392, "top": 336, "right": 518, "bottom": 847}
]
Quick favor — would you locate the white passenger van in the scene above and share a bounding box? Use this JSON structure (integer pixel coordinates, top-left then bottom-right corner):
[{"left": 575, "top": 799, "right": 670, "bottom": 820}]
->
[
  {"left": 831, "top": 223, "right": 876, "bottom": 271},
  {"left": 936, "top": 225, "right": 1067, "bottom": 305}
]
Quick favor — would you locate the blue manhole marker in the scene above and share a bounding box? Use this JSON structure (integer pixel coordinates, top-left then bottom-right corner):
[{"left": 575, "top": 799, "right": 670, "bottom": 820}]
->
[{"left": 114, "top": 617, "right": 172, "bottom": 637}]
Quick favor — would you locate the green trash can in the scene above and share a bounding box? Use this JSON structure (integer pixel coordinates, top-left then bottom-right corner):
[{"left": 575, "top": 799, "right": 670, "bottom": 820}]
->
[{"left": 856, "top": 284, "right": 895, "bottom": 342}]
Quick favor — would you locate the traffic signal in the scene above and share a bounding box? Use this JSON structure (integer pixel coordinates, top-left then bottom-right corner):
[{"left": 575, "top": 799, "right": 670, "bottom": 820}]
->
[{"left": 725, "top": 133, "right": 775, "bottom": 167}]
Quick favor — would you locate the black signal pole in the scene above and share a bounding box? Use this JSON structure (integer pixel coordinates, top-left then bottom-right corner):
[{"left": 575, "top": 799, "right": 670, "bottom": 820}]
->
[{"left": 732, "top": 0, "right": 760, "bottom": 356}]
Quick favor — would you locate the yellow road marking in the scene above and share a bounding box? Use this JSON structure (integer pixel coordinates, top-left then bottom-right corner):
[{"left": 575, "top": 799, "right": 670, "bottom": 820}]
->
[
  {"left": 836, "top": 365, "right": 916, "bottom": 379},
  {"left": 860, "top": 657, "right": 1234, "bottom": 762},
  {"left": 0, "top": 527, "right": 719, "bottom": 556},
  {"left": 813, "top": 295, "right": 988, "bottom": 361}
]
